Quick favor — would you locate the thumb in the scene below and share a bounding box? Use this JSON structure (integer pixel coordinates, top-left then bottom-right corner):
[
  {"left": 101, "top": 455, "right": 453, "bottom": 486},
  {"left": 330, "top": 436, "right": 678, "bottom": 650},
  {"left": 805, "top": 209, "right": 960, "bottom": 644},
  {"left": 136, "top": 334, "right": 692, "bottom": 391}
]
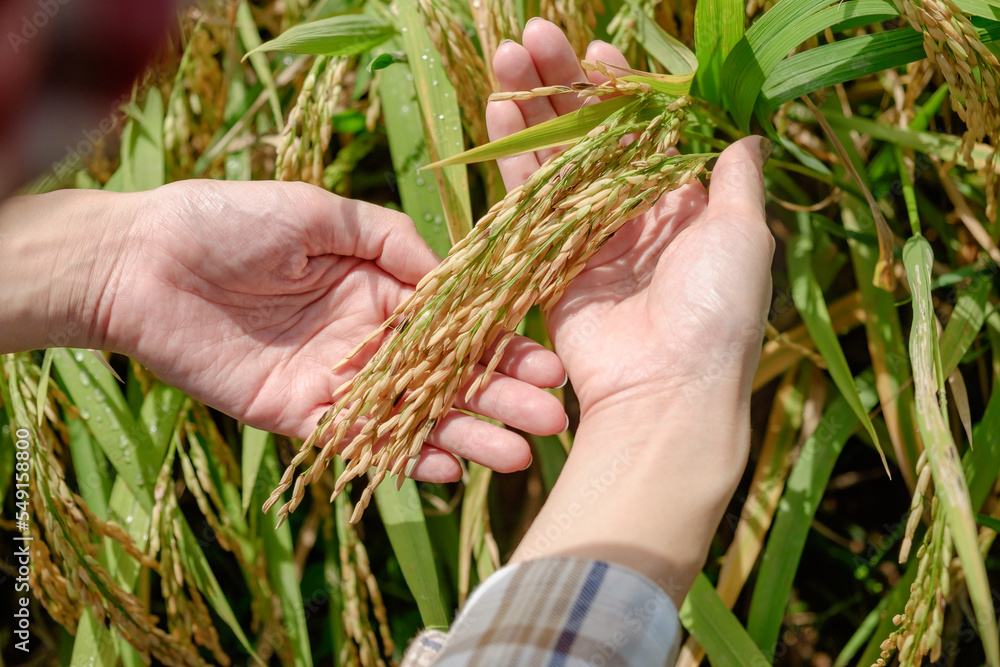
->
[{"left": 704, "top": 135, "right": 769, "bottom": 228}]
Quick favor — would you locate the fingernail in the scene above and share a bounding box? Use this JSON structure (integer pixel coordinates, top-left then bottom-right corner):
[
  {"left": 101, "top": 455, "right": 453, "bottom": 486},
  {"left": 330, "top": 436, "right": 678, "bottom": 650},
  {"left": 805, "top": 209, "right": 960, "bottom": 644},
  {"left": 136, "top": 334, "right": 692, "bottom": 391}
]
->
[
  {"left": 557, "top": 373, "right": 568, "bottom": 388},
  {"left": 758, "top": 137, "right": 772, "bottom": 165},
  {"left": 589, "top": 39, "right": 609, "bottom": 47},
  {"left": 563, "top": 414, "right": 570, "bottom": 432},
  {"left": 521, "top": 453, "right": 533, "bottom": 471},
  {"left": 526, "top": 16, "right": 544, "bottom": 26},
  {"left": 499, "top": 38, "right": 515, "bottom": 46}
]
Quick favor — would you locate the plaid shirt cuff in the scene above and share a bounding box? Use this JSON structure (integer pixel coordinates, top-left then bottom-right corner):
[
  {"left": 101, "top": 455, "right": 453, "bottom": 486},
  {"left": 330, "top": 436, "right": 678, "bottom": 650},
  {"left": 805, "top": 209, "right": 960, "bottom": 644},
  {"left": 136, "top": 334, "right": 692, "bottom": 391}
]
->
[{"left": 401, "top": 556, "right": 680, "bottom": 666}]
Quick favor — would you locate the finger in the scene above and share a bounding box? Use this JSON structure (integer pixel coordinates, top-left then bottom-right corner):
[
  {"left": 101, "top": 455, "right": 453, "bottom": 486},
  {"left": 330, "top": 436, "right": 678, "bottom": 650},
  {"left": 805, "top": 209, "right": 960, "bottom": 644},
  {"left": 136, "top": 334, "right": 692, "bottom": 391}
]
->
[
  {"left": 521, "top": 19, "right": 590, "bottom": 116},
  {"left": 493, "top": 38, "right": 558, "bottom": 131},
  {"left": 704, "top": 136, "right": 769, "bottom": 228},
  {"left": 584, "top": 40, "right": 630, "bottom": 88},
  {"left": 426, "top": 411, "right": 533, "bottom": 473},
  {"left": 408, "top": 444, "right": 464, "bottom": 482},
  {"left": 298, "top": 183, "right": 440, "bottom": 286},
  {"left": 486, "top": 98, "right": 542, "bottom": 191},
  {"left": 457, "top": 369, "right": 567, "bottom": 435},
  {"left": 485, "top": 334, "right": 565, "bottom": 387}
]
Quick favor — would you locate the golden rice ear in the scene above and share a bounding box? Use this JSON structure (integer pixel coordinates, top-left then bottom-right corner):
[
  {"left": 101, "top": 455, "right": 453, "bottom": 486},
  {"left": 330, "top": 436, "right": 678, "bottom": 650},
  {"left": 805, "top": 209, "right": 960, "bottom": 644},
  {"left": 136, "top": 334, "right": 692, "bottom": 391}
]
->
[
  {"left": 893, "top": 0, "right": 1000, "bottom": 220},
  {"left": 266, "top": 96, "right": 714, "bottom": 524}
]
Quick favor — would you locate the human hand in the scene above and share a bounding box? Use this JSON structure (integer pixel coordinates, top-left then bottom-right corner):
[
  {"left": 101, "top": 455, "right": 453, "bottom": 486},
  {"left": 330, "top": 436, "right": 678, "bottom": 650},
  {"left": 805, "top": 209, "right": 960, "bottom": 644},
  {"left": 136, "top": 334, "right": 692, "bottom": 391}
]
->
[
  {"left": 488, "top": 20, "right": 774, "bottom": 598},
  {"left": 95, "top": 180, "right": 566, "bottom": 481},
  {"left": 488, "top": 20, "right": 773, "bottom": 445}
]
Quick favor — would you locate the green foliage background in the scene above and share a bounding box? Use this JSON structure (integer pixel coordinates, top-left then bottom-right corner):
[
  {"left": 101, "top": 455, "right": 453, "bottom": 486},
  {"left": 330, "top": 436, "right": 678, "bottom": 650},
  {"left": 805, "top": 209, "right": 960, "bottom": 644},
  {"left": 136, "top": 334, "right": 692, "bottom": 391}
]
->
[{"left": 3, "top": 0, "right": 1000, "bottom": 665}]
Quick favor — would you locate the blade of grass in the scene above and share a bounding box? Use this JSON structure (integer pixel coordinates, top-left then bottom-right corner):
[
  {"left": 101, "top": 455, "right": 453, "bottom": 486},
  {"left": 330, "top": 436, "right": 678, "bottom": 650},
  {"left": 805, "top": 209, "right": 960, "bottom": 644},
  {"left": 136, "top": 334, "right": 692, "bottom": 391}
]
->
[
  {"left": 694, "top": 0, "right": 744, "bottom": 105},
  {"left": 788, "top": 213, "right": 889, "bottom": 473},
  {"left": 379, "top": 41, "right": 453, "bottom": 257},
  {"left": 903, "top": 235, "right": 1000, "bottom": 667},
  {"left": 53, "top": 350, "right": 255, "bottom": 656},
  {"left": 243, "top": 14, "right": 395, "bottom": 59},
  {"left": 120, "top": 88, "right": 165, "bottom": 193},
  {"left": 681, "top": 365, "right": 808, "bottom": 666},
  {"left": 236, "top": 1, "right": 284, "bottom": 128},
  {"left": 764, "top": 19, "right": 1000, "bottom": 107},
  {"left": 34, "top": 349, "right": 53, "bottom": 429},
  {"left": 824, "top": 109, "right": 996, "bottom": 171},
  {"left": 395, "top": 0, "right": 471, "bottom": 242},
  {"left": 632, "top": 1, "right": 699, "bottom": 74},
  {"left": 256, "top": 435, "right": 313, "bottom": 667},
  {"left": 754, "top": 291, "right": 865, "bottom": 391},
  {"left": 831, "top": 117, "right": 922, "bottom": 485},
  {"left": 721, "top": 0, "right": 900, "bottom": 130},
  {"left": 747, "top": 371, "right": 878, "bottom": 653},
  {"left": 940, "top": 272, "right": 993, "bottom": 377},
  {"left": 679, "top": 572, "right": 771, "bottom": 665},
  {"left": 241, "top": 426, "right": 270, "bottom": 517},
  {"left": 458, "top": 463, "right": 495, "bottom": 606},
  {"left": 427, "top": 95, "right": 640, "bottom": 168},
  {"left": 373, "top": 479, "right": 451, "bottom": 628}
]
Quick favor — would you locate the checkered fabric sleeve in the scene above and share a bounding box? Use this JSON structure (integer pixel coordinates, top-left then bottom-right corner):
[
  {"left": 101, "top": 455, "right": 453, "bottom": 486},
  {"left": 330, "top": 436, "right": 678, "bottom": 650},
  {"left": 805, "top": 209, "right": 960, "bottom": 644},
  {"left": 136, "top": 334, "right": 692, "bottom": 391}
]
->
[{"left": 400, "top": 556, "right": 680, "bottom": 666}]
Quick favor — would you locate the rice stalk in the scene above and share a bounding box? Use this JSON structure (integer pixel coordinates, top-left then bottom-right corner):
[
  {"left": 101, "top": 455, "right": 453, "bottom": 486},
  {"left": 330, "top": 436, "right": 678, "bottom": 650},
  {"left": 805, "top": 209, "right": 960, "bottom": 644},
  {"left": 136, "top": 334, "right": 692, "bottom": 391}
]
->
[
  {"left": 275, "top": 56, "right": 350, "bottom": 184},
  {"left": 609, "top": 0, "right": 661, "bottom": 64},
  {"left": 488, "top": 60, "right": 654, "bottom": 101},
  {"left": 875, "top": 496, "right": 949, "bottom": 666},
  {"left": 893, "top": 0, "right": 1000, "bottom": 219},
  {"left": 469, "top": 0, "right": 521, "bottom": 88},
  {"left": 415, "top": 0, "right": 492, "bottom": 145},
  {"left": 331, "top": 472, "right": 395, "bottom": 667},
  {"left": 264, "top": 94, "right": 712, "bottom": 524}
]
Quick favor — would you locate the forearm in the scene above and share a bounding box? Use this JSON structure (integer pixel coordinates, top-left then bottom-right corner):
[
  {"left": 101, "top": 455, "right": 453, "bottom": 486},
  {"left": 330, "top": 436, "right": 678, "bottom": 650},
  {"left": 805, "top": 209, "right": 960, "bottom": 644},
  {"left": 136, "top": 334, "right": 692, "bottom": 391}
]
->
[
  {"left": 0, "top": 189, "right": 137, "bottom": 354},
  {"left": 511, "top": 388, "right": 751, "bottom": 608}
]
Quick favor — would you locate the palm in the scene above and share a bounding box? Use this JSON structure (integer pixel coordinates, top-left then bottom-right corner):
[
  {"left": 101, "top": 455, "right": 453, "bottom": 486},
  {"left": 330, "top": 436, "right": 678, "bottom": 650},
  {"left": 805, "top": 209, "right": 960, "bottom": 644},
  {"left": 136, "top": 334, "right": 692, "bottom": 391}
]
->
[
  {"left": 108, "top": 180, "right": 566, "bottom": 480},
  {"left": 110, "top": 180, "right": 416, "bottom": 436},
  {"left": 489, "top": 22, "right": 773, "bottom": 418}
]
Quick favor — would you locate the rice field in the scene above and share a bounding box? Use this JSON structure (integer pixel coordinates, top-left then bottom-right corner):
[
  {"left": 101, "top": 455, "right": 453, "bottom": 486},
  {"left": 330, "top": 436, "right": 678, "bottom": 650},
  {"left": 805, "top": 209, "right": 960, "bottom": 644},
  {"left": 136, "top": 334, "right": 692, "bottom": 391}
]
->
[{"left": 2, "top": 0, "right": 1000, "bottom": 665}]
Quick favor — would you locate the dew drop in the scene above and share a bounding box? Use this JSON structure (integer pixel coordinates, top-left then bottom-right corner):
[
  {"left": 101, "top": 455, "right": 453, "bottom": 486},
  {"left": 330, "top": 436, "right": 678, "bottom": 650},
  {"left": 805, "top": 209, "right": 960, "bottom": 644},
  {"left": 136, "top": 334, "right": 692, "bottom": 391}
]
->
[
  {"left": 437, "top": 114, "right": 445, "bottom": 120},
  {"left": 79, "top": 372, "right": 92, "bottom": 387},
  {"left": 73, "top": 351, "right": 85, "bottom": 362}
]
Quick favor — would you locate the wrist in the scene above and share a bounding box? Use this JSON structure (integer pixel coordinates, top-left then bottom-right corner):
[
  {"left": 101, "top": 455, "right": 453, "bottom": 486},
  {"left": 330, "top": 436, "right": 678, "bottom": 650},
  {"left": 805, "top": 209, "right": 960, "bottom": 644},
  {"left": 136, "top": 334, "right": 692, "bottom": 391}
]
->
[
  {"left": 512, "top": 392, "right": 751, "bottom": 606},
  {"left": 0, "top": 189, "right": 138, "bottom": 353}
]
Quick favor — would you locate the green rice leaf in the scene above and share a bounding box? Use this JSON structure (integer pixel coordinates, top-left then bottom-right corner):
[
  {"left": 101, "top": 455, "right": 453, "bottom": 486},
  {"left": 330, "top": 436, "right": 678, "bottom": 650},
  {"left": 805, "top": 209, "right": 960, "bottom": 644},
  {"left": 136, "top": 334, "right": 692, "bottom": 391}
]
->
[
  {"left": 680, "top": 572, "right": 770, "bottom": 664},
  {"left": 427, "top": 96, "right": 640, "bottom": 168},
  {"left": 903, "top": 235, "right": 1000, "bottom": 667},
  {"left": 747, "top": 372, "right": 877, "bottom": 653},
  {"left": 458, "top": 463, "right": 495, "bottom": 606},
  {"left": 35, "top": 348, "right": 53, "bottom": 429},
  {"left": 244, "top": 14, "right": 395, "bottom": 59},
  {"left": 257, "top": 438, "right": 313, "bottom": 667},
  {"left": 241, "top": 426, "right": 270, "bottom": 517},
  {"left": 762, "top": 20, "right": 1000, "bottom": 109},
  {"left": 373, "top": 479, "right": 450, "bottom": 628},
  {"left": 721, "top": 0, "right": 899, "bottom": 130},
  {"left": 939, "top": 274, "right": 992, "bottom": 378},
  {"left": 788, "top": 221, "right": 888, "bottom": 473},
  {"left": 236, "top": 1, "right": 283, "bottom": 127},
  {"left": 694, "top": 0, "right": 744, "bottom": 104},
  {"left": 823, "top": 109, "right": 996, "bottom": 170},
  {"left": 379, "top": 37, "right": 453, "bottom": 257},
  {"left": 631, "top": 5, "right": 698, "bottom": 74},
  {"left": 395, "top": 0, "right": 471, "bottom": 242}
]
